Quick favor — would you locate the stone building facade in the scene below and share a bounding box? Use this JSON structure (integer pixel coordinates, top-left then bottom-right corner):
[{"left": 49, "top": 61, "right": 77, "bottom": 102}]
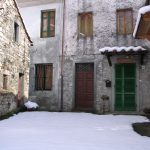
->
[
  {"left": 18, "top": 0, "right": 150, "bottom": 113},
  {"left": 18, "top": 0, "right": 62, "bottom": 111},
  {"left": 63, "top": 0, "right": 150, "bottom": 113},
  {"left": 0, "top": 0, "right": 31, "bottom": 116}
]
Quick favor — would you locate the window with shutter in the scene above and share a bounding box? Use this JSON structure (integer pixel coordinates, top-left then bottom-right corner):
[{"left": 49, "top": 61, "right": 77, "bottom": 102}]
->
[
  {"left": 35, "top": 64, "right": 53, "bottom": 90},
  {"left": 117, "top": 9, "right": 133, "bottom": 35},
  {"left": 78, "top": 12, "right": 93, "bottom": 37},
  {"left": 41, "top": 10, "right": 55, "bottom": 38}
]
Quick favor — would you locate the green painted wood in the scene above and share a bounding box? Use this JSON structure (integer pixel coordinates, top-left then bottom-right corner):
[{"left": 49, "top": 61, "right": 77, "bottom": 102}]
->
[{"left": 115, "top": 63, "right": 136, "bottom": 111}]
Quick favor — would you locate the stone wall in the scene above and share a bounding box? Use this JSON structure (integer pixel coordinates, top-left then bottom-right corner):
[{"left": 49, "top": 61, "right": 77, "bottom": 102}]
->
[
  {"left": 0, "top": 92, "right": 16, "bottom": 116},
  {"left": 0, "top": 0, "right": 31, "bottom": 116}
]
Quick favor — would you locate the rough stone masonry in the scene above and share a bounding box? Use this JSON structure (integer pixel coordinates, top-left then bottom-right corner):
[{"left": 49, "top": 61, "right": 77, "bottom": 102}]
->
[{"left": 0, "top": 0, "right": 31, "bottom": 116}]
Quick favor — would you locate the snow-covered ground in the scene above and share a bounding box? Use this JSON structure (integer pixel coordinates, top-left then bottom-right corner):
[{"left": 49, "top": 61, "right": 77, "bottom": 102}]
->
[{"left": 0, "top": 112, "right": 149, "bottom": 150}]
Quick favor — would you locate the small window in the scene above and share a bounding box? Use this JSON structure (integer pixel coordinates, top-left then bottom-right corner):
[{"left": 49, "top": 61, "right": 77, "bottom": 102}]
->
[
  {"left": 14, "top": 22, "right": 19, "bottom": 42},
  {"left": 78, "top": 12, "right": 93, "bottom": 37},
  {"left": 117, "top": 9, "right": 133, "bottom": 35},
  {"left": 35, "top": 64, "right": 53, "bottom": 90},
  {"left": 3, "top": 74, "right": 8, "bottom": 90},
  {"left": 41, "top": 10, "right": 55, "bottom": 38}
]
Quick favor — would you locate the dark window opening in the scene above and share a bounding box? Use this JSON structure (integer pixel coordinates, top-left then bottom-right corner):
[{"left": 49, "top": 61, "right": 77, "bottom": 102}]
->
[
  {"left": 3, "top": 74, "right": 8, "bottom": 90},
  {"left": 35, "top": 64, "right": 53, "bottom": 90},
  {"left": 14, "top": 22, "right": 19, "bottom": 42}
]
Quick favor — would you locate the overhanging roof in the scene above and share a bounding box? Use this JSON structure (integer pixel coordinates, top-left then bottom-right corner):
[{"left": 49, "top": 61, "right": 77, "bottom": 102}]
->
[
  {"left": 133, "top": 5, "right": 150, "bottom": 40},
  {"left": 99, "top": 46, "right": 148, "bottom": 66}
]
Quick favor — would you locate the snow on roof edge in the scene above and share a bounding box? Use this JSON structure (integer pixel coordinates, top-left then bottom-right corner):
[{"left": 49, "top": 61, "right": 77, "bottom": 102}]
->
[
  {"left": 133, "top": 5, "right": 150, "bottom": 38},
  {"left": 99, "top": 46, "right": 146, "bottom": 53}
]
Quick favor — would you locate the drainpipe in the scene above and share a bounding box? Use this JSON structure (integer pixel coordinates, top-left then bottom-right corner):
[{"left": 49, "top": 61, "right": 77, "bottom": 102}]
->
[{"left": 60, "top": 0, "right": 66, "bottom": 111}]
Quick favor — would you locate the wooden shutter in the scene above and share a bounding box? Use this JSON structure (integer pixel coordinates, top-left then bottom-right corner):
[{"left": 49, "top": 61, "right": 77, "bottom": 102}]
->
[
  {"left": 49, "top": 11, "right": 55, "bottom": 37},
  {"left": 78, "top": 12, "right": 93, "bottom": 37},
  {"left": 125, "top": 10, "right": 133, "bottom": 34},
  {"left": 78, "top": 14, "right": 85, "bottom": 36},
  {"left": 36, "top": 65, "right": 44, "bottom": 90},
  {"left": 115, "top": 64, "right": 136, "bottom": 111},
  {"left": 45, "top": 65, "right": 52, "bottom": 90},
  {"left": 41, "top": 12, "right": 48, "bottom": 37},
  {"left": 117, "top": 9, "right": 133, "bottom": 34},
  {"left": 117, "top": 11, "right": 125, "bottom": 34},
  {"left": 86, "top": 13, "right": 93, "bottom": 36}
]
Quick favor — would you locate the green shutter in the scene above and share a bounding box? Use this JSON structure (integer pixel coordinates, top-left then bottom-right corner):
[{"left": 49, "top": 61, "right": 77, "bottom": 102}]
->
[{"left": 115, "top": 64, "right": 136, "bottom": 111}]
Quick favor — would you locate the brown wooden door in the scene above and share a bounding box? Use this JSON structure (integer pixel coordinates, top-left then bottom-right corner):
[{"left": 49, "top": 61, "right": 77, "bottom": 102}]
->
[{"left": 75, "top": 63, "right": 94, "bottom": 109}]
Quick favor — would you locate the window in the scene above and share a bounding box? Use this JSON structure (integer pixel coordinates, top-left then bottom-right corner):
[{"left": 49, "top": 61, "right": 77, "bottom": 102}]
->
[
  {"left": 3, "top": 74, "right": 8, "bottom": 90},
  {"left": 117, "top": 9, "right": 133, "bottom": 35},
  {"left": 35, "top": 64, "right": 53, "bottom": 90},
  {"left": 41, "top": 10, "right": 55, "bottom": 38},
  {"left": 145, "top": 0, "right": 150, "bottom": 5},
  {"left": 14, "top": 22, "right": 19, "bottom": 42},
  {"left": 78, "top": 12, "right": 93, "bottom": 37}
]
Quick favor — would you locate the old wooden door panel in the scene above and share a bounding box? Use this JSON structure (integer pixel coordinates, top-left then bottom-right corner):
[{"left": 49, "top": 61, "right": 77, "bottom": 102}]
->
[
  {"left": 115, "top": 63, "right": 136, "bottom": 111},
  {"left": 75, "top": 63, "right": 94, "bottom": 109}
]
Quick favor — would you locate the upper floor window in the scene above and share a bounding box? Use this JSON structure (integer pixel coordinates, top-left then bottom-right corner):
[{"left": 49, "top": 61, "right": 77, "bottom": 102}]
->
[
  {"left": 117, "top": 9, "right": 133, "bottom": 35},
  {"left": 35, "top": 64, "right": 53, "bottom": 90},
  {"left": 41, "top": 10, "right": 55, "bottom": 38},
  {"left": 14, "top": 22, "right": 19, "bottom": 42},
  {"left": 78, "top": 12, "right": 93, "bottom": 37}
]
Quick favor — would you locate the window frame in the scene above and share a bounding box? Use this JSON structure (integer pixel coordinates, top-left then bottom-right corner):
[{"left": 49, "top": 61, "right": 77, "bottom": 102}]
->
[
  {"left": 116, "top": 8, "right": 133, "bottom": 35},
  {"left": 40, "top": 9, "right": 56, "bottom": 38},
  {"left": 78, "top": 12, "right": 93, "bottom": 38},
  {"left": 35, "top": 64, "right": 53, "bottom": 91}
]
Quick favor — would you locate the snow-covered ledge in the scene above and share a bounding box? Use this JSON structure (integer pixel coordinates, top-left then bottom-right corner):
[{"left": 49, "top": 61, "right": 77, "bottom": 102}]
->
[
  {"left": 99, "top": 46, "right": 146, "bottom": 53},
  {"left": 99, "top": 46, "right": 147, "bottom": 66},
  {"left": 133, "top": 5, "right": 150, "bottom": 38}
]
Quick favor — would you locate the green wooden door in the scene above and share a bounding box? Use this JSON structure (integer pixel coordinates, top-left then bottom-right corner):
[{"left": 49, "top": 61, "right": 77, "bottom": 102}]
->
[{"left": 115, "top": 63, "right": 136, "bottom": 111}]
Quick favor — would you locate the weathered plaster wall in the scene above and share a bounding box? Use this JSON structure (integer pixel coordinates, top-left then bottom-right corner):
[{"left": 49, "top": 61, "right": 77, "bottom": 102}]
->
[
  {"left": 0, "top": 0, "right": 30, "bottom": 116},
  {"left": 63, "top": 0, "right": 149, "bottom": 113},
  {"left": 19, "top": 2, "right": 62, "bottom": 111}
]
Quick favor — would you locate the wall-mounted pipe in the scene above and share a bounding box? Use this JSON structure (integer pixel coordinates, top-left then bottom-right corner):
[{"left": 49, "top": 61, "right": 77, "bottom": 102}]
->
[{"left": 60, "top": 0, "right": 66, "bottom": 111}]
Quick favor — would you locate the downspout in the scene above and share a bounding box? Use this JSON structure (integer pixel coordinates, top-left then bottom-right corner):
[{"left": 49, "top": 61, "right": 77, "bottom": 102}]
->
[{"left": 60, "top": 0, "right": 66, "bottom": 111}]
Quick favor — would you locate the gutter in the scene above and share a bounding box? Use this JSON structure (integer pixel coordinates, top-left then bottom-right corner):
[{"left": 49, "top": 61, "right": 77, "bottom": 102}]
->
[{"left": 60, "top": 0, "right": 66, "bottom": 111}]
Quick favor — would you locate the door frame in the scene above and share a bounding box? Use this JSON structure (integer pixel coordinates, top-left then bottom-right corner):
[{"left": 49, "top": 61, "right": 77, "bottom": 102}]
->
[
  {"left": 73, "top": 61, "right": 96, "bottom": 110},
  {"left": 112, "top": 62, "right": 139, "bottom": 112}
]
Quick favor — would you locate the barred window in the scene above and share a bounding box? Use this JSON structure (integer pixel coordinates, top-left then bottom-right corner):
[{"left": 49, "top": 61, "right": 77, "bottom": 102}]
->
[
  {"left": 35, "top": 64, "right": 53, "bottom": 90},
  {"left": 117, "top": 9, "right": 133, "bottom": 35},
  {"left": 41, "top": 10, "right": 55, "bottom": 38}
]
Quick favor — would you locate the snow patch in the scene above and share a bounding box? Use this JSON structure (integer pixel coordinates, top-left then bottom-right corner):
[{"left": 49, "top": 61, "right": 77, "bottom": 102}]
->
[
  {"left": 24, "top": 101, "right": 39, "bottom": 109},
  {"left": 139, "top": 5, "right": 150, "bottom": 14}
]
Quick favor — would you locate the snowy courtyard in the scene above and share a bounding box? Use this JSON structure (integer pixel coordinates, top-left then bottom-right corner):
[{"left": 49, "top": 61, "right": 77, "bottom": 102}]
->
[{"left": 0, "top": 112, "right": 150, "bottom": 150}]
